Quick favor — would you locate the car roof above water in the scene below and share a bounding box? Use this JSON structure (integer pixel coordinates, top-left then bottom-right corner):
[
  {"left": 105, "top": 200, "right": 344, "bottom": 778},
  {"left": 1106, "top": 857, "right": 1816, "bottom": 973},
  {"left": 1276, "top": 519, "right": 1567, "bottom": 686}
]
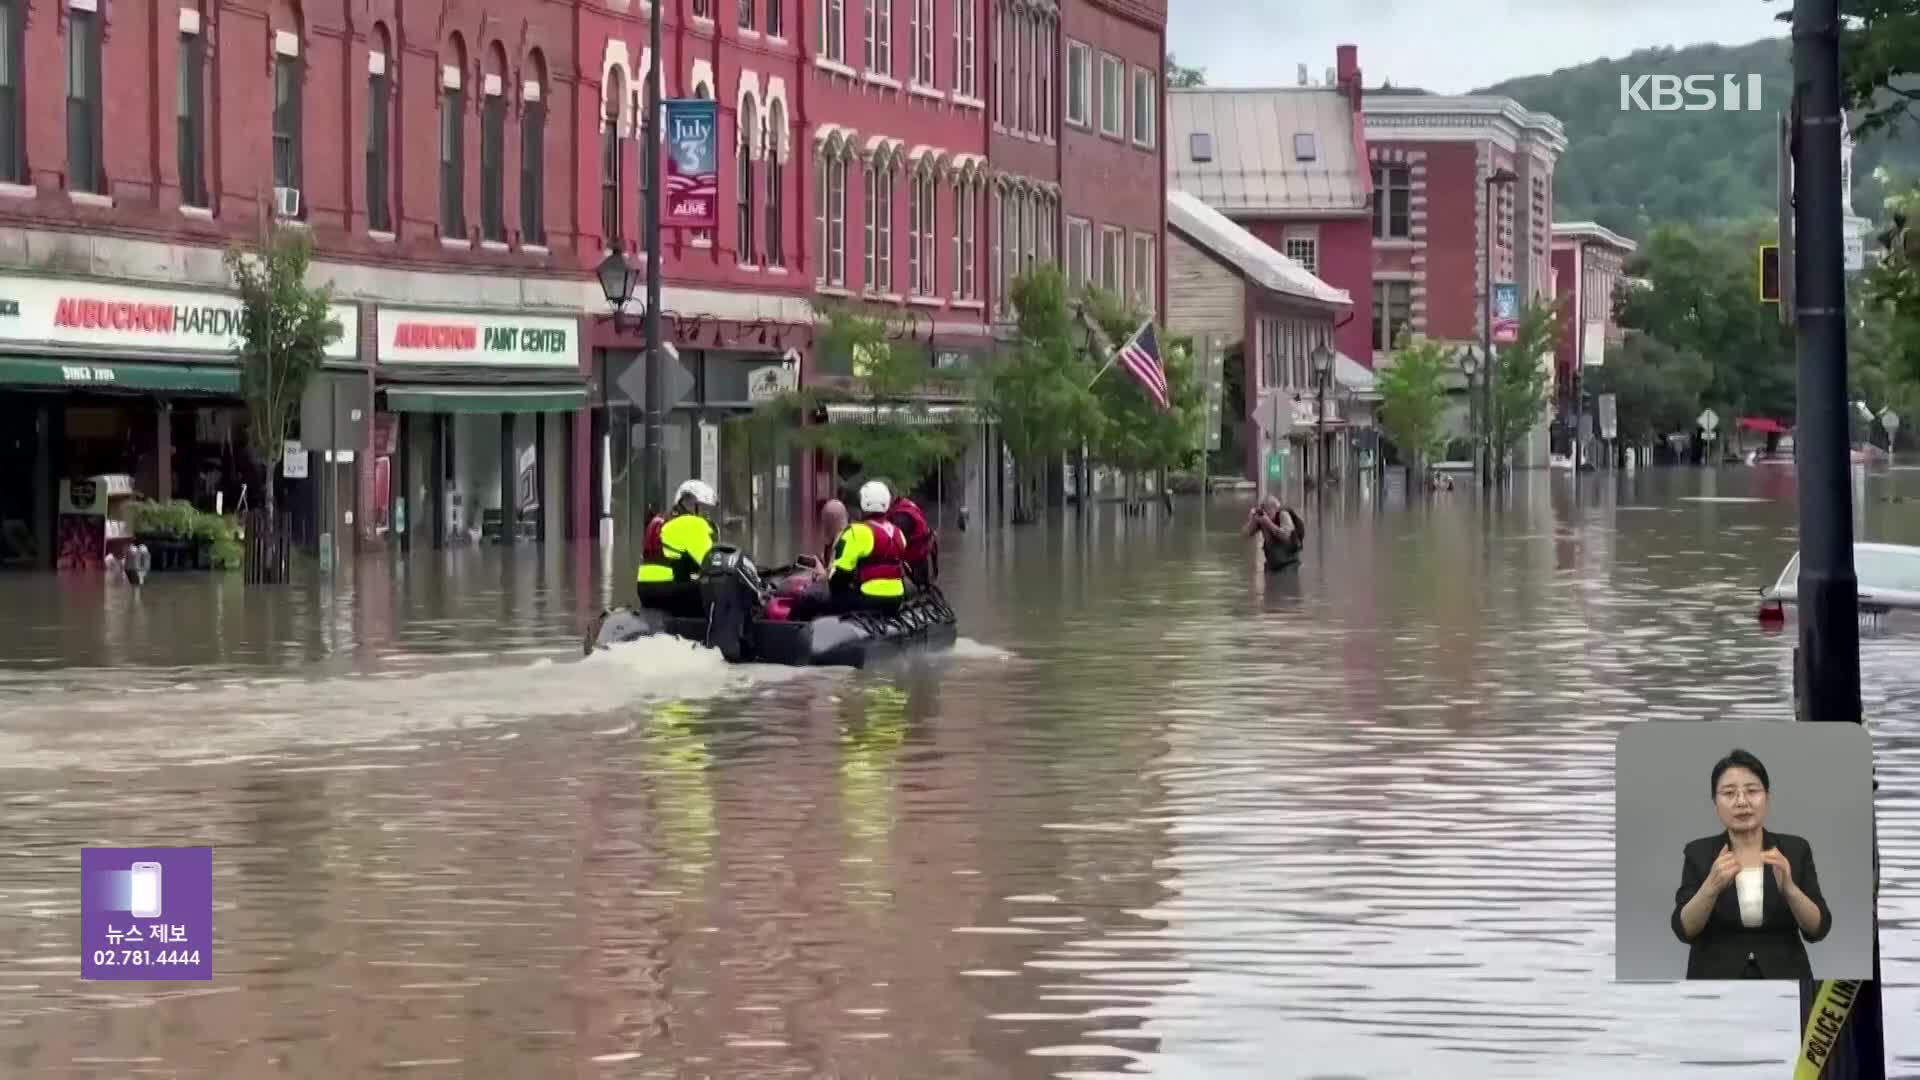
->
[{"left": 1771, "top": 543, "right": 1920, "bottom": 607}]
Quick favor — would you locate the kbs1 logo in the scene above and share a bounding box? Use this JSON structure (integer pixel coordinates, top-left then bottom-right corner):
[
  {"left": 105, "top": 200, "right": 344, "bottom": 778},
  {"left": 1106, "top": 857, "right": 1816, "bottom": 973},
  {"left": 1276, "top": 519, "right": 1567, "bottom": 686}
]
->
[{"left": 1618, "top": 74, "right": 1764, "bottom": 112}]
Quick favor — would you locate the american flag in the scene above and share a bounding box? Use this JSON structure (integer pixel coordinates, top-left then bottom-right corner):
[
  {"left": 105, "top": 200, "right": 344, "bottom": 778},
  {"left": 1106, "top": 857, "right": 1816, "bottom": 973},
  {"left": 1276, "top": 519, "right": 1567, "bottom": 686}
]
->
[{"left": 1115, "top": 320, "right": 1169, "bottom": 411}]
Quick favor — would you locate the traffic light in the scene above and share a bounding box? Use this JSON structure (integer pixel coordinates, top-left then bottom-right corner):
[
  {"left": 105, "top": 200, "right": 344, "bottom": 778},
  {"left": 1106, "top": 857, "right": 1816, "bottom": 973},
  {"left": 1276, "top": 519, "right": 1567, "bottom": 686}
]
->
[{"left": 1760, "top": 243, "right": 1782, "bottom": 303}]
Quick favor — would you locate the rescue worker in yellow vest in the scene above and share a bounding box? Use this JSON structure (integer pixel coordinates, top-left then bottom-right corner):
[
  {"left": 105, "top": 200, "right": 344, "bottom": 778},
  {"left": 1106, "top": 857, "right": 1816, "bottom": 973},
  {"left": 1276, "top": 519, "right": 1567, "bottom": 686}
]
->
[
  {"left": 636, "top": 480, "right": 717, "bottom": 617},
  {"left": 791, "top": 480, "right": 908, "bottom": 620}
]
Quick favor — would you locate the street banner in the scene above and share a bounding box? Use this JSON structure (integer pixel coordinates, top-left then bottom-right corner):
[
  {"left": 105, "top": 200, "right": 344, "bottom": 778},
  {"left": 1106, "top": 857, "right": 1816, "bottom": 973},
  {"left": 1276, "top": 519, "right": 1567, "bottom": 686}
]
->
[
  {"left": 1492, "top": 282, "right": 1520, "bottom": 344},
  {"left": 663, "top": 99, "right": 719, "bottom": 229}
]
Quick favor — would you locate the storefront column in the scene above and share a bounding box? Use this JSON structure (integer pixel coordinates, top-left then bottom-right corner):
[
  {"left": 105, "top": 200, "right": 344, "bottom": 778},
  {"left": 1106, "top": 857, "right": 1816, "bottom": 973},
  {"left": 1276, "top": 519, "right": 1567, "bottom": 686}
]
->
[
  {"left": 34, "top": 404, "right": 53, "bottom": 569},
  {"left": 499, "top": 413, "right": 517, "bottom": 543},
  {"left": 155, "top": 400, "right": 173, "bottom": 502},
  {"left": 533, "top": 413, "right": 547, "bottom": 542},
  {"left": 430, "top": 414, "right": 447, "bottom": 549},
  {"left": 397, "top": 413, "right": 413, "bottom": 553}
]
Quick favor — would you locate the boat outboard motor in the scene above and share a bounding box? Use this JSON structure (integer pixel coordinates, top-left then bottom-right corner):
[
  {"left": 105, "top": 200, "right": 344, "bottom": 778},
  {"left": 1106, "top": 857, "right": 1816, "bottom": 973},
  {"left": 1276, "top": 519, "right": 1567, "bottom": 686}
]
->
[
  {"left": 699, "top": 545, "right": 766, "bottom": 662},
  {"left": 586, "top": 607, "right": 658, "bottom": 653}
]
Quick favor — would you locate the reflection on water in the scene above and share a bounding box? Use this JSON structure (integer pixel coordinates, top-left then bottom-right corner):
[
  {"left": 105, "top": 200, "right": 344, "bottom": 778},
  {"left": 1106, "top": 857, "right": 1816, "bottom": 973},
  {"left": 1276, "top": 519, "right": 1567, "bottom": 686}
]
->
[{"left": 5, "top": 468, "right": 1920, "bottom": 1077}]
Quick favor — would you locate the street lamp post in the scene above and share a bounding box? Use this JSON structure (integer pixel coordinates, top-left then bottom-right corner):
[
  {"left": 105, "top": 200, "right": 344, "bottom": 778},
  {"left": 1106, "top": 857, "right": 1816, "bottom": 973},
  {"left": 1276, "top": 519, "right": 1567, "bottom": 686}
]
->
[
  {"left": 595, "top": 250, "right": 643, "bottom": 543},
  {"left": 1311, "top": 343, "right": 1333, "bottom": 497},
  {"left": 1481, "top": 167, "right": 1518, "bottom": 490},
  {"left": 641, "top": 3, "right": 666, "bottom": 523},
  {"left": 1459, "top": 348, "right": 1479, "bottom": 487}
]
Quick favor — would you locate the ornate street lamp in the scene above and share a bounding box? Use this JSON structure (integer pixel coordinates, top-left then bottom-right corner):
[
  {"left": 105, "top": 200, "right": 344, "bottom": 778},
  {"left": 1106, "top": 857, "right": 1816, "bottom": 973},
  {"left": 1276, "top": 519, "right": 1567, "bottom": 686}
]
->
[
  {"left": 1311, "top": 343, "right": 1334, "bottom": 497},
  {"left": 595, "top": 250, "right": 641, "bottom": 331}
]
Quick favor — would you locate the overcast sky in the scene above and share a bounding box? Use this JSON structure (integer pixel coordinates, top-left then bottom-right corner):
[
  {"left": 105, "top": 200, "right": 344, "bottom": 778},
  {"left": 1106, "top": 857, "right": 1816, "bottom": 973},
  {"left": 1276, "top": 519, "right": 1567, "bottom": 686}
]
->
[{"left": 1167, "top": 0, "right": 1787, "bottom": 93}]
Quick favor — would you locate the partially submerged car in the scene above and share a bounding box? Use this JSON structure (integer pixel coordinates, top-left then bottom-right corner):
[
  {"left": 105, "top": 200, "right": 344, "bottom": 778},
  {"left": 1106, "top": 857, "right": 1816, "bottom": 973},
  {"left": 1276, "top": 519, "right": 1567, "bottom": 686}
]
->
[
  {"left": 1758, "top": 542, "right": 1920, "bottom": 628},
  {"left": 1757, "top": 542, "right": 1920, "bottom": 716}
]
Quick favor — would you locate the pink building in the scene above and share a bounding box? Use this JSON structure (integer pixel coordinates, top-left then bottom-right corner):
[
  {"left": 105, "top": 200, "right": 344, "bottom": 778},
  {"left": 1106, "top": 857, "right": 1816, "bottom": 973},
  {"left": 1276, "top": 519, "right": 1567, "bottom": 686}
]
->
[
  {"left": 1165, "top": 45, "right": 1373, "bottom": 369},
  {"left": 1551, "top": 221, "right": 1636, "bottom": 450}
]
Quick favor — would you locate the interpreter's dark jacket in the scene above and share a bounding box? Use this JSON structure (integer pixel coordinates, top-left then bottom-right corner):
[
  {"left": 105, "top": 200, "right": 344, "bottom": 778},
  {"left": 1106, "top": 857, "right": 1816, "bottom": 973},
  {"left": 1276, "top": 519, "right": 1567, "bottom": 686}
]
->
[{"left": 1671, "top": 829, "right": 1830, "bottom": 979}]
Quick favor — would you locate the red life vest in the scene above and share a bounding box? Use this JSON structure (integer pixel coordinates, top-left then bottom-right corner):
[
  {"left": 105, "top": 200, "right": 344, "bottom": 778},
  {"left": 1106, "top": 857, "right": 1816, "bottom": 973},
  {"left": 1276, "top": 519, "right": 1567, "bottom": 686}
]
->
[
  {"left": 641, "top": 514, "right": 666, "bottom": 561},
  {"left": 854, "top": 518, "right": 907, "bottom": 586},
  {"left": 888, "top": 496, "right": 934, "bottom": 563}
]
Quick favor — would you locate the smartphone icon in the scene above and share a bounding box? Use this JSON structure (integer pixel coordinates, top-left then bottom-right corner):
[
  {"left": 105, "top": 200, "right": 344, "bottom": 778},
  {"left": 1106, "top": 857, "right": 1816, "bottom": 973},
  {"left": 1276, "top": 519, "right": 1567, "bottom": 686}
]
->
[{"left": 129, "top": 862, "right": 162, "bottom": 919}]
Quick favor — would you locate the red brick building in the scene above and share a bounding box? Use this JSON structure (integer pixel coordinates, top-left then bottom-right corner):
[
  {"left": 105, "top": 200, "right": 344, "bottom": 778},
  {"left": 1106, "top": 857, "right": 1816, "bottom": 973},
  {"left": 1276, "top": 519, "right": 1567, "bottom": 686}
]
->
[
  {"left": 1361, "top": 93, "right": 1566, "bottom": 466},
  {"left": 0, "top": 0, "right": 1170, "bottom": 568},
  {"left": 1058, "top": 0, "right": 1164, "bottom": 317},
  {"left": 0, "top": 0, "right": 597, "bottom": 567},
  {"left": 1550, "top": 221, "right": 1635, "bottom": 455}
]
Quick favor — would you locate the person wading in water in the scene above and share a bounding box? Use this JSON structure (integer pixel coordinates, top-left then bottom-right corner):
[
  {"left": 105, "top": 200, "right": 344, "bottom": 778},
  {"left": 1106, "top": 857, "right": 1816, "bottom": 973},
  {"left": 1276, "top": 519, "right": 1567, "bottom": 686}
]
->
[{"left": 1245, "top": 496, "right": 1305, "bottom": 572}]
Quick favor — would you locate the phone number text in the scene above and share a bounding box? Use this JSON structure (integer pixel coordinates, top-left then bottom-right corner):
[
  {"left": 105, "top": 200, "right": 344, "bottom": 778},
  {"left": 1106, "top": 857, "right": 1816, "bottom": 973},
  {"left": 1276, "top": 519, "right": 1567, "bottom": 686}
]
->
[{"left": 90, "top": 949, "right": 202, "bottom": 966}]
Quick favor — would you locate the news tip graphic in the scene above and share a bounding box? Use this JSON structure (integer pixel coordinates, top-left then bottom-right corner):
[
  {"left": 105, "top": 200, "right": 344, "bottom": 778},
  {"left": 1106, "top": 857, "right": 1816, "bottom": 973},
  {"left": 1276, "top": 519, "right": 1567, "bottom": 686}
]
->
[{"left": 81, "top": 847, "right": 212, "bottom": 981}]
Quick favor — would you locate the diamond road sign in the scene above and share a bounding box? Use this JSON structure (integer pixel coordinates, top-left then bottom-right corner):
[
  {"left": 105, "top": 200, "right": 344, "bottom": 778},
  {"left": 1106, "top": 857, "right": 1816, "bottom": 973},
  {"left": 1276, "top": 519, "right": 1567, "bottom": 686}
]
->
[
  {"left": 1697, "top": 408, "right": 1719, "bottom": 433},
  {"left": 614, "top": 344, "right": 691, "bottom": 408}
]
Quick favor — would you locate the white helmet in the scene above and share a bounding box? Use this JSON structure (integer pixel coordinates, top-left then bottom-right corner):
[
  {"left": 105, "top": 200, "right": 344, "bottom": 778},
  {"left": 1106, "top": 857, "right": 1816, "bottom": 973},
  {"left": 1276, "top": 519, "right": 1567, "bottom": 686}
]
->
[
  {"left": 674, "top": 479, "right": 717, "bottom": 510},
  {"left": 858, "top": 479, "right": 892, "bottom": 515}
]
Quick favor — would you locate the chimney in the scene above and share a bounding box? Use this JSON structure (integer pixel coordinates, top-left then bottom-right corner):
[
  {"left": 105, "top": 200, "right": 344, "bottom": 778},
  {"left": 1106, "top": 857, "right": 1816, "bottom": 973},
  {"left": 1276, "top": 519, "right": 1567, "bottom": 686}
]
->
[
  {"left": 1336, "top": 44, "right": 1362, "bottom": 112},
  {"left": 1297, "top": 63, "right": 1308, "bottom": 87}
]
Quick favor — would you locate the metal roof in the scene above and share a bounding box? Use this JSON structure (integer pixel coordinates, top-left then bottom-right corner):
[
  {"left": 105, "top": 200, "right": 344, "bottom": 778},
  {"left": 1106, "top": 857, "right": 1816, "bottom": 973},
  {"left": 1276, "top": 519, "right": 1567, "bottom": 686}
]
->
[
  {"left": 1167, "top": 190, "right": 1351, "bottom": 308},
  {"left": 1167, "top": 88, "right": 1368, "bottom": 216}
]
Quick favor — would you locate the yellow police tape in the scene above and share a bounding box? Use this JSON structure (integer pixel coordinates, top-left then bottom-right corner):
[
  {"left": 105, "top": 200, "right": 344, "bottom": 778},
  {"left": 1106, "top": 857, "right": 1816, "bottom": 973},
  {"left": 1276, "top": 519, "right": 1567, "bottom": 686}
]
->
[{"left": 1794, "top": 980, "right": 1863, "bottom": 1080}]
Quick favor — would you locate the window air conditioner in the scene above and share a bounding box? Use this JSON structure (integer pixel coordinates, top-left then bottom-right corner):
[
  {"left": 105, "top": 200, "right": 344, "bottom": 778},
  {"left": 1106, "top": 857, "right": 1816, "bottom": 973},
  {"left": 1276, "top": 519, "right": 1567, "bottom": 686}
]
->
[{"left": 273, "top": 186, "right": 302, "bottom": 219}]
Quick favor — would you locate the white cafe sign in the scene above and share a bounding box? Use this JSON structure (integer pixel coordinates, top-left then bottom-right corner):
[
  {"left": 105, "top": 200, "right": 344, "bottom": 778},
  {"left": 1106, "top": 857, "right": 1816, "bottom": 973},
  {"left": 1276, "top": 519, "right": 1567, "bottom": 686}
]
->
[
  {"left": 0, "top": 275, "right": 357, "bottom": 359},
  {"left": 377, "top": 308, "right": 576, "bottom": 367}
]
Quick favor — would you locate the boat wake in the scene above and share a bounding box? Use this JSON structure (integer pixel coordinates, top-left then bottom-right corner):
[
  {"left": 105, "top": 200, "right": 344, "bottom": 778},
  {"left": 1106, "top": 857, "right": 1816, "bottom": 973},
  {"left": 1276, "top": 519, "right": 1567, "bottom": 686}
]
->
[{"left": 0, "top": 637, "right": 816, "bottom": 772}]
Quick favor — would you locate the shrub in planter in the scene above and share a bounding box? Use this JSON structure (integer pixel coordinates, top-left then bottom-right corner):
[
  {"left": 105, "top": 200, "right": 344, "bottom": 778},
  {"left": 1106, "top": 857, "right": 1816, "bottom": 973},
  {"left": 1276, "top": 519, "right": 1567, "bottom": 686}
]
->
[{"left": 129, "top": 501, "right": 243, "bottom": 571}]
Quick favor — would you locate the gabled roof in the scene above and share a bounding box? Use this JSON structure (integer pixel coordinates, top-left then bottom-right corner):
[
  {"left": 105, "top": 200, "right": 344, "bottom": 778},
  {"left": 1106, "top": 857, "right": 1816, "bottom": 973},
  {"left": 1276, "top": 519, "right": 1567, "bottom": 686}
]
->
[
  {"left": 1167, "top": 87, "right": 1368, "bottom": 216},
  {"left": 1167, "top": 190, "right": 1351, "bottom": 308}
]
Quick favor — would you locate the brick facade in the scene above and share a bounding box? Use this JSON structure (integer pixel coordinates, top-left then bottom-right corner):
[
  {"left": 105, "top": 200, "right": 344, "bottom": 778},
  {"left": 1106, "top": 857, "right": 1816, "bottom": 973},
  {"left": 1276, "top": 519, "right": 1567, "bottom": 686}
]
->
[{"left": 1059, "top": 0, "right": 1163, "bottom": 314}]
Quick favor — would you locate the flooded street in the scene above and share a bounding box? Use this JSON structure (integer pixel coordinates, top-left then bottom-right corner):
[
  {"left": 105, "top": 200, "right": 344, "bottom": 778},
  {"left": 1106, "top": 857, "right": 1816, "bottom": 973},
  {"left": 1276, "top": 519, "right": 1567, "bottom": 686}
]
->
[{"left": 5, "top": 468, "right": 1920, "bottom": 1078}]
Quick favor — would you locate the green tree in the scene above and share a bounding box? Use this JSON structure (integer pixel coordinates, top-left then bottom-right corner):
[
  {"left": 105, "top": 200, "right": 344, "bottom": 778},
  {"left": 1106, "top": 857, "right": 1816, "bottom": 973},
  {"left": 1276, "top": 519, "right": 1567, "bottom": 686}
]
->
[
  {"left": 740, "top": 304, "right": 967, "bottom": 492},
  {"left": 1487, "top": 299, "right": 1556, "bottom": 476},
  {"left": 224, "top": 226, "right": 344, "bottom": 520},
  {"left": 1080, "top": 287, "right": 1205, "bottom": 485},
  {"left": 1167, "top": 53, "right": 1206, "bottom": 88},
  {"left": 1587, "top": 334, "right": 1712, "bottom": 445},
  {"left": 1375, "top": 337, "right": 1454, "bottom": 477},
  {"left": 972, "top": 266, "right": 1103, "bottom": 523},
  {"left": 1615, "top": 221, "right": 1796, "bottom": 422}
]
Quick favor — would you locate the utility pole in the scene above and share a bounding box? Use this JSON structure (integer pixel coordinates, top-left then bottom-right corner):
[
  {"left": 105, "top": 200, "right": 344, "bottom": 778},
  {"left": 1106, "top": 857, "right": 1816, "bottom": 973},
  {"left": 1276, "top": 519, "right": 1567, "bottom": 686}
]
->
[
  {"left": 641, "top": 3, "right": 667, "bottom": 517},
  {"left": 1791, "top": 0, "right": 1885, "bottom": 1074}
]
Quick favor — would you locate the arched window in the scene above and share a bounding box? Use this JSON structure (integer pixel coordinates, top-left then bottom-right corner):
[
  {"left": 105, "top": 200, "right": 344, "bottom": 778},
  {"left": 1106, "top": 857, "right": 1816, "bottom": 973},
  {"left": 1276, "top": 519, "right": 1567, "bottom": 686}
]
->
[
  {"left": 863, "top": 147, "right": 893, "bottom": 294},
  {"left": 737, "top": 96, "right": 757, "bottom": 265},
  {"left": 520, "top": 50, "right": 548, "bottom": 245},
  {"left": 601, "top": 66, "right": 624, "bottom": 247},
  {"left": 814, "top": 134, "right": 847, "bottom": 287},
  {"left": 441, "top": 34, "right": 467, "bottom": 238},
  {"left": 366, "top": 23, "right": 394, "bottom": 231},
  {"left": 765, "top": 99, "right": 785, "bottom": 266},
  {"left": 480, "top": 43, "right": 508, "bottom": 242}
]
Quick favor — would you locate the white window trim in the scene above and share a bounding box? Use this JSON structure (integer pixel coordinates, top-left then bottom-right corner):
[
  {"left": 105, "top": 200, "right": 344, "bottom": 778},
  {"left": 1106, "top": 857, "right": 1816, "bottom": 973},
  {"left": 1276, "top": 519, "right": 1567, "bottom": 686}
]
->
[
  {"left": 1131, "top": 66, "right": 1155, "bottom": 149},
  {"left": 1099, "top": 224, "right": 1124, "bottom": 292},
  {"left": 276, "top": 30, "right": 301, "bottom": 58},
  {"left": 69, "top": 0, "right": 98, "bottom": 11},
  {"left": 179, "top": 8, "right": 201, "bottom": 34},
  {"left": 1065, "top": 41, "right": 1090, "bottom": 128},
  {"left": 1098, "top": 54, "right": 1123, "bottom": 139}
]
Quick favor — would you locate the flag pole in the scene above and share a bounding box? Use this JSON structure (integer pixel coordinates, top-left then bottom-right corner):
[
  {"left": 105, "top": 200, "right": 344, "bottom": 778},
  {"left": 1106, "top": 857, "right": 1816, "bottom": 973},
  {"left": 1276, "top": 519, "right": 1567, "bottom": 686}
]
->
[{"left": 1088, "top": 319, "right": 1149, "bottom": 389}]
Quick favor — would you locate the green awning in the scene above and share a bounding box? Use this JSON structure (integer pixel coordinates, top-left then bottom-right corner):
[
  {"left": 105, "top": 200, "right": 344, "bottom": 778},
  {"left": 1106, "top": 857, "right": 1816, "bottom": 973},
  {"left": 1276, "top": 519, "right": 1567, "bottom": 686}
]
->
[
  {"left": 383, "top": 385, "right": 587, "bottom": 414},
  {"left": 0, "top": 355, "right": 239, "bottom": 394}
]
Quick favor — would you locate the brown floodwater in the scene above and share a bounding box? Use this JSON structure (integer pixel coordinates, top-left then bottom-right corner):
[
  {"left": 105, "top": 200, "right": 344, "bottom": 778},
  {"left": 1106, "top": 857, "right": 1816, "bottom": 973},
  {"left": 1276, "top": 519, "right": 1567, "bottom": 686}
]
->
[{"left": 2, "top": 466, "right": 1919, "bottom": 1078}]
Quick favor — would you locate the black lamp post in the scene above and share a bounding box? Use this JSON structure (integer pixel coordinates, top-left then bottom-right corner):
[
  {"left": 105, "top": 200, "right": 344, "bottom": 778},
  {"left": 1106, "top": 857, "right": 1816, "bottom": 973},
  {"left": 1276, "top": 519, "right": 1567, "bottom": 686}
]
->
[
  {"left": 1311, "top": 343, "right": 1333, "bottom": 496},
  {"left": 1481, "top": 166, "right": 1519, "bottom": 489},
  {"left": 1459, "top": 347, "right": 1480, "bottom": 475},
  {"left": 595, "top": 249, "right": 642, "bottom": 545}
]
